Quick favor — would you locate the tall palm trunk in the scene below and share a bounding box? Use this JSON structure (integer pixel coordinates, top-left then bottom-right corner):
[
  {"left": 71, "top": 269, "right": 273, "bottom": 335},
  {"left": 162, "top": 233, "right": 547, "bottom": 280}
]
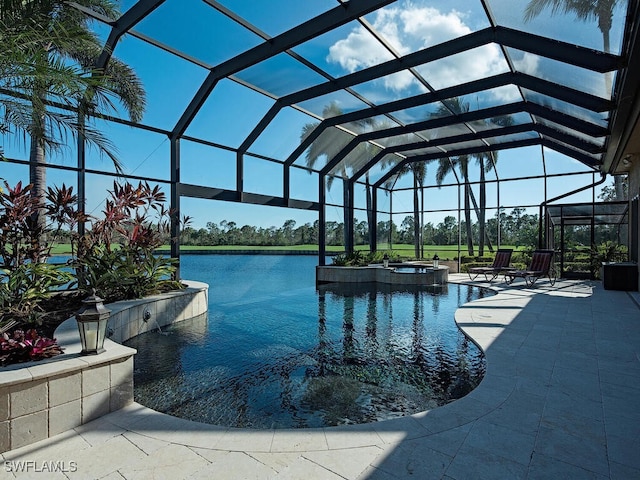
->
[
  {"left": 478, "top": 158, "right": 486, "bottom": 256},
  {"left": 420, "top": 183, "right": 425, "bottom": 259},
  {"left": 413, "top": 172, "right": 420, "bottom": 258},
  {"left": 342, "top": 169, "right": 351, "bottom": 251},
  {"left": 464, "top": 180, "right": 473, "bottom": 255},
  {"left": 29, "top": 136, "right": 47, "bottom": 253},
  {"left": 29, "top": 64, "right": 49, "bottom": 257},
  {"left": 467, "top": 187, "right": 494, "bottom": 252},
  {"left": 366, "top": 174, "right": 374, "bottom": 251}
]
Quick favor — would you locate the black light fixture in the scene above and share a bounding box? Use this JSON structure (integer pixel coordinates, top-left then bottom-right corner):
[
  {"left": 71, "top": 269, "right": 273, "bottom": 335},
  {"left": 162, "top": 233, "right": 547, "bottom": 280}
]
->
[
  {"left": 76, "top": 294, "right": 110, "bottom": 355},
  {"left": 432, "top": 254, "right": 439, "bottom": 269},
  {"left": 383, "top": 253, "right": 389, "bottom": 268}
]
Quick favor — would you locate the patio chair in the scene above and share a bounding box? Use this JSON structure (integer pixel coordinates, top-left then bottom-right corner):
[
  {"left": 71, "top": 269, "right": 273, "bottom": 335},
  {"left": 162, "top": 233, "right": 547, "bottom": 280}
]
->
[
  {"left": 468, "top": 249, "right": 514, "bottom": 281},
  {"left": 504, "top": 249, "right": 556, "bottom": 287}
]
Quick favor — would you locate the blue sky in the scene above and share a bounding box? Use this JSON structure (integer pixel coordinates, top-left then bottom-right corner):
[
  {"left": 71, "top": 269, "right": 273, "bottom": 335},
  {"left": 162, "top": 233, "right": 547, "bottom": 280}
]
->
[{"left": 1, "top": 0, "right": 627, "bottom": 231}]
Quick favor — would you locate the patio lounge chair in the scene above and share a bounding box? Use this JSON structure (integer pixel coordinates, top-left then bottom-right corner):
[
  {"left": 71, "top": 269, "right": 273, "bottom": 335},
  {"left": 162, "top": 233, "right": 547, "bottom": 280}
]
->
[
  {"left": 468, "top": 249, "right": 514, "bottom": 281},
  {"left": 504, "top": 249, "right": 556, "bottom": 287}
]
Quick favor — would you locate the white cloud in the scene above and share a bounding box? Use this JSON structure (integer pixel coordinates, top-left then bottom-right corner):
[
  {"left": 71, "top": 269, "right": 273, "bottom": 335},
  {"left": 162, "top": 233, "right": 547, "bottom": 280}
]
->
[
  {"left": 513, "top": 51, "right": 541, "bottom": 76},
  {"left": 327, "top": 2, "right": 512, "bottom": 95},
  {"left": 400, "top": 6, "right": 471, "bottom": 47},
  {"left": 328, "top": 26, "right": 395, "bottom": 73}
]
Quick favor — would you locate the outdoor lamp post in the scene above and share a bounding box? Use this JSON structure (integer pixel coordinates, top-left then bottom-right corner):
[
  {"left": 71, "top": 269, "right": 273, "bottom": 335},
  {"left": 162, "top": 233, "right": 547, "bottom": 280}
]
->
[
  {"left": 383, "top": 253, "right": 389, "bottom": 268},
  {"left": 76, "top": 293, "right": 110, "bottom": 355},
  {"left": 432, "top": 254, "right": 439, "bottom": 269}
]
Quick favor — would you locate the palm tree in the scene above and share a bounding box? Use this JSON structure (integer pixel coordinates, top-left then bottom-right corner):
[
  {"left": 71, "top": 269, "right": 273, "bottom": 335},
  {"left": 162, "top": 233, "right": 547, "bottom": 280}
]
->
[
  {"left": 1, "top": 4, "right": 110, "bottom": 151},
  {"left": 389, "top": 160, "right": 427, "bottom": 258},
  {"left": 412, "top": 162, "right": 426, "bottom": 258},
  {"left": 433, "top": 98, "right": 510, "bottom": 256},
  {"left": 301, "top": 102, "right": 380, "bottom": 251},
  {"left": 0, "top": 0, "right": 145, "bottom": 244},
  {"left": 475, "top": 151, "right": 491, "bottom": 255},
  {"left": 474, "top": 112, "right": 515, "bottom": 255},
  {"left": 525, "top": 0, "right": 618, "bottom": 67},
  {"left": 524, "top": 0, "right": 623, "bottom": 198},
  {"left": 433, "top": 98, "right": 476, "bottom": 254},
  {"left": 436, "top": 154, "right": 474, "bottom": 255}
]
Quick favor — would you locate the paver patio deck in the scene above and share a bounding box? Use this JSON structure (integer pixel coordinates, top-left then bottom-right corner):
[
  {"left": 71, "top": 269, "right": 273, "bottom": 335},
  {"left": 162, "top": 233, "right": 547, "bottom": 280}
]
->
[{"left": 2, "top": 275, "right": 639, "bottom": 479}]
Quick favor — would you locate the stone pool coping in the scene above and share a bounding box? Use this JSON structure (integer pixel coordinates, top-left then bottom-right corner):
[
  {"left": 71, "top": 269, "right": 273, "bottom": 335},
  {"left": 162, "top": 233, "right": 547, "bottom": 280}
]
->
[{"left": 0, "top": 280, "right": 208, "bottom": 453}]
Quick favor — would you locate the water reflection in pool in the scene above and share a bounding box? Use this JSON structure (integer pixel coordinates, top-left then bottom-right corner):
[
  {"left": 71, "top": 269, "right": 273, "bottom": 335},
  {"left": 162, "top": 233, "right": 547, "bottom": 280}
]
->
[{"left": 127, "top": 262, "right": 492, "bottom": 429}]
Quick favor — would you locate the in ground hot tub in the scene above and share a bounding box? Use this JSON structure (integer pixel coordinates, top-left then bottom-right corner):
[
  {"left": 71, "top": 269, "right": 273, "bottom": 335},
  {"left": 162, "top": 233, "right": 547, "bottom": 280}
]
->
[{"left": 316, "top": 263, "right": 448, "bottom": 285}]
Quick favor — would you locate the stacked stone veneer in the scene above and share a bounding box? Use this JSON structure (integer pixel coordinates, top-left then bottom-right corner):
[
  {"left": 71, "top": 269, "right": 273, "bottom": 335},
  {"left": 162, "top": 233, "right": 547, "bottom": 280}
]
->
[
  {"left": 316, "top": 265, "right": 448, "bottom": 285},
  {"left": 0, "top": 280, "right": 208, "bottom": 453}
]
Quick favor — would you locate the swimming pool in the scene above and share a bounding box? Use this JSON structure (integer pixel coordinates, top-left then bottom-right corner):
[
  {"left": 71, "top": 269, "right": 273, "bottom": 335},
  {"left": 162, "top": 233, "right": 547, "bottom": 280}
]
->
[{"left": 125, "top": 255, "right": 492, "bottom": 429}]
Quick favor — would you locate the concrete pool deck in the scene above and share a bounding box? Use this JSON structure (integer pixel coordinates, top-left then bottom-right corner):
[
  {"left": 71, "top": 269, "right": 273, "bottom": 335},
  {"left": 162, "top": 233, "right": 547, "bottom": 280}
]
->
[{"left": 2, "top": 275, "right": 639, "bottom": 479}]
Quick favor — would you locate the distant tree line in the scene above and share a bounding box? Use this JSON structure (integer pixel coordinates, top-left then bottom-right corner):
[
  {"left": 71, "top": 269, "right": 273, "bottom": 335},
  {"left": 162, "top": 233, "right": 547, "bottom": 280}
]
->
[
  {"left": 180, "top": 220, "right": 319, "bottom": 247},
  {"left": 178, "top": 207, "right": 542, "bottom": 249}
]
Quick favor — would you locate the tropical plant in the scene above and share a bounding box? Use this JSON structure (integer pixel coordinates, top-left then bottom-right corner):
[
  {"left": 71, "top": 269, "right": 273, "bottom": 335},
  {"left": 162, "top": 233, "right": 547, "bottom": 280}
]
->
[
  {"left": 68, "top": 181, "right": 189, "bottom": 300},
  {"left": 524, "top": 0, "right": 618, "bottom": 67},
  {"left": 1, "top": 328, "right": 63, "bottom": 365},
  {"left": 0, "top": 180, "right": 46, "bottom": 267},
  {"left": 0, "top": 179, "right": 75, "bottom": 331},
  {"left": 332, "top": 250, "right": 366, "bottom": 267},
  {"left": 0, "top": 262, "right": 74, "bottom": 327},
  {"left": 0, "top": 0, "right": 146, "bottom": 246},
  {"left": 331, "top": 249, "right": 401, "bottom": 266},
  {"left": 1, "top": 177, "right": 188, "bottom": 338},
  {"left": 77, "top": 246, "right": 180, "bottom": 302},
  {"left": 0, "top": 3, "right": 102, "bottom": 140},
  {"left": 590, "top": 240, "right": 627, "bottom": 278}
]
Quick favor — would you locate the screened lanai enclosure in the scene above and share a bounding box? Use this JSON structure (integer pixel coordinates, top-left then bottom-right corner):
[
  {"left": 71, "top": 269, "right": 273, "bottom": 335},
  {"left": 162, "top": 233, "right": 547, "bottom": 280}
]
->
[
  {"left": 2, "top": 0, "right": 640, "bottom": 271},
  {"left": 545, "top": 201, "right": 629, "bottom": 279}
]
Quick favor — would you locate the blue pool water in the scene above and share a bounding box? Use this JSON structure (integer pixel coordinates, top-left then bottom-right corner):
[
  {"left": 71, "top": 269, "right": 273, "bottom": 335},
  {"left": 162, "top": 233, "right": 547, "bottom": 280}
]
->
[{"left": 125, "top": 255, "right": 492, "bottom": 429}]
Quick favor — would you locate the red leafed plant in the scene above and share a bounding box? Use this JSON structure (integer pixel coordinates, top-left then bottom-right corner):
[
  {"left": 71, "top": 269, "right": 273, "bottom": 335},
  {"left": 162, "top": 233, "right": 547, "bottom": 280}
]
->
[
  {"left": 0, "top": 178, "right": 191, "bottom": 366},
  {"left": 0, "top": 329, "right": 64, "bottom": 366}
]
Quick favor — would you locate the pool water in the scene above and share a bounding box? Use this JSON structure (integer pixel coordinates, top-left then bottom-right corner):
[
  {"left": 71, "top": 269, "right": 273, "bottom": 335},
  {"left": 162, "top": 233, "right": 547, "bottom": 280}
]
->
[
  {"left": 394, "top": 266, "right": 435, "bottom": 273},
  {"left": 125, "top": 255, "right": 492, "bottom": 429}
]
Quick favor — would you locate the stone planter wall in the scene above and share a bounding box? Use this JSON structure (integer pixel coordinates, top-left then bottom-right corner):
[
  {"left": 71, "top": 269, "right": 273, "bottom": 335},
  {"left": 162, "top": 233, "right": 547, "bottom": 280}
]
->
[
  {"left": 0, "top": 280, "right": 208, "bottom": 453},
  {"left": 101, "top": 280, "right": 209, "bottom": 344}
]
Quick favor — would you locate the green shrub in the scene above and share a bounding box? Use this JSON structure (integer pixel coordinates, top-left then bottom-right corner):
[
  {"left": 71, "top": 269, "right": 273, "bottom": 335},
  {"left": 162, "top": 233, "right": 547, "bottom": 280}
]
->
[
  {"left": 590, "top": 241, "right": 627, "bottom": 279},
  {"left": 331, "top": 250, "right": 366, "bottom": 266},
  {"left": 0, "top": 263, "right": 74, "bottom": 328},
  {"left": 332, "top": 250, "right": 404, "bottom": 266},
  {"left": 77, "top": 246, "right": 181, "bottom": 303}
]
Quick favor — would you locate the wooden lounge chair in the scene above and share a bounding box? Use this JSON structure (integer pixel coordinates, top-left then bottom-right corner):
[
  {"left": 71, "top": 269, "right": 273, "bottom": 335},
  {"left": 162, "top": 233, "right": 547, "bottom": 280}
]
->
[
  {"left": 468, "top": 249, "right": 513, "bottom": 281},
  {"left": 504, "top": 249, "right": 556, "bottom": 287}
]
